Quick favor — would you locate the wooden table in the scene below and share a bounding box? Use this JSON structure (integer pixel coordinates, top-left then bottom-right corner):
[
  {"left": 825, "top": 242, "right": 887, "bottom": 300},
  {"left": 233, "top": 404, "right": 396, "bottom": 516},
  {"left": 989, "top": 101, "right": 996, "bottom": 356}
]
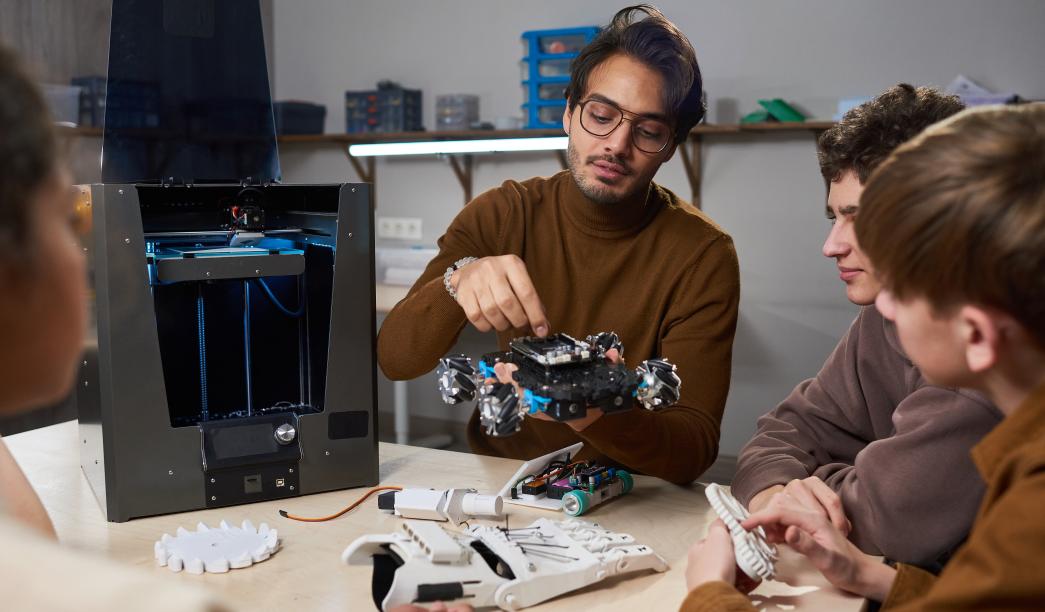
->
[{"left": 6, "top": 421, "right": 862, "bottom": 611}]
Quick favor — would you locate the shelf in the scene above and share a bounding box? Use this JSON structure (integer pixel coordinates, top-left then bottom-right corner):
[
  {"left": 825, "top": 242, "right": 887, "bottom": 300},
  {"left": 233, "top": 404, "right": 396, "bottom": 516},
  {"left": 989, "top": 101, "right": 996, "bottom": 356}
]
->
[
  {"left": 57, "top": 121, "right": 833, "bottom": 208},
  {"left": 60, "top": 125, "right": 103, "bottom": 137},
  {"left": 678, "top": 121, "right": 834, "bottom": 208},
  {"left": 60, "top": 123, "right": 830, "bottom": 140},
  {"left": 735, "top": 121, "right": 834, "bottom": 132},
  {"left": 278, "top": 128, "right": 566, "bottom": 144}
]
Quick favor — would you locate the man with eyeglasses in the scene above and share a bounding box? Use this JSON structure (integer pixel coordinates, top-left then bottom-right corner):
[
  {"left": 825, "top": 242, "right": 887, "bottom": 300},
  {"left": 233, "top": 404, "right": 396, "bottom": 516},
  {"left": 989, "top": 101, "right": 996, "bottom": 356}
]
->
[{"left": 377, "top": 5, "right": 739, "bottom": 485}]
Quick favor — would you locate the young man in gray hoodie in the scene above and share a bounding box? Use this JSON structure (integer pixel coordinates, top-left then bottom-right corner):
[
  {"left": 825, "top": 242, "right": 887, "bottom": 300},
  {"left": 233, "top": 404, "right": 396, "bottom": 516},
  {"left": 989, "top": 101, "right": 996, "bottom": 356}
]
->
[{"left": 730, "top": 84, "right": 1002, "bottom": 570}]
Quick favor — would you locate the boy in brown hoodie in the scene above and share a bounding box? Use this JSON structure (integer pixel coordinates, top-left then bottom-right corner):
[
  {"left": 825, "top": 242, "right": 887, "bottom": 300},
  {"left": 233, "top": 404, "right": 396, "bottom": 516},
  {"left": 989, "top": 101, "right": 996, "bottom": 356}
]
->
[
  {"left": 684, "top": 103, "right": 1045, "bottom": 610},
  {"left": 731, "top": 84, "right": 1001, "bottom": 569}
]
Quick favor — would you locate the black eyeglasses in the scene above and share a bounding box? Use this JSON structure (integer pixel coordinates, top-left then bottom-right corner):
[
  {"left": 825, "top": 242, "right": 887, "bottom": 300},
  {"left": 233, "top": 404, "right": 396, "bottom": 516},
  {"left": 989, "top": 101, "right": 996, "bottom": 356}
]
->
[{"left": 577, "top": 98, "right": 673, "bottom": 154}]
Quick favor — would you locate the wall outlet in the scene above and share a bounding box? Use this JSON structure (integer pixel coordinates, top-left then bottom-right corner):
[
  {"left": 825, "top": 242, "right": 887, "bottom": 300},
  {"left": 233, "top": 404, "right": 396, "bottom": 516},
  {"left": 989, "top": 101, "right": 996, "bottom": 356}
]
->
[{"left": 377, "top": 216, "right": 423, "bottom": 241}]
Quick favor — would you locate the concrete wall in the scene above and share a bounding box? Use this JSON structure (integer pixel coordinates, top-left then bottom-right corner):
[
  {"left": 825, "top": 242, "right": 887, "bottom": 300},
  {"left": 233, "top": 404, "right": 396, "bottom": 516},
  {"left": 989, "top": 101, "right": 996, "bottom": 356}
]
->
[{"left": 270, "top": 0, "right": 1045, "bottom": 456}]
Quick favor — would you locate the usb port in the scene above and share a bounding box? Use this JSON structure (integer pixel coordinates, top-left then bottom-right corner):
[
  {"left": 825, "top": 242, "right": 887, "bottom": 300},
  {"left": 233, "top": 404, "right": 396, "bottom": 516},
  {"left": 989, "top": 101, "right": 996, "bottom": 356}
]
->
[{"left": 275, "top": 478, "right": 285, "bottom": 488}]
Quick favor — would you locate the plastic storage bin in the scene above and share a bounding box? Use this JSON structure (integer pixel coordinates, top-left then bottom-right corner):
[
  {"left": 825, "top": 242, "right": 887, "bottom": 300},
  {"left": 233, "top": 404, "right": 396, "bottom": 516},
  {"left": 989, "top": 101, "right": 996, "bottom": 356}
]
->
[
  {"left": 537, "top": 105, "right": 565, "bottom": 124},
  {"left": 104, "top": 80, "right": 161, "bottom": 129},
  {"left": 41, "top": 84, "right": 83, "bottom": 126},
  {"left": 345, "top": 90, "right": 380, "bottom": 133},
  {"left": 345, "top": 83, "right": 423, "bottom": 133},
  {"left": 273, "top": 101, "right": 326, "bottom": 134},
  {"left": 72, "top": 75, "right": 107, "bottom": 128},
  {"left": 436, "top": 94, "right": 479, "bottom": 131},
  {"left": 520, "top": 26, "right": 599, "bottom": 129},
  {"left": 69, "top": 77, "right": 161, "bottom": 130},
  {"left": 378, "top": 85, "right": 423, "bottom": 132}
]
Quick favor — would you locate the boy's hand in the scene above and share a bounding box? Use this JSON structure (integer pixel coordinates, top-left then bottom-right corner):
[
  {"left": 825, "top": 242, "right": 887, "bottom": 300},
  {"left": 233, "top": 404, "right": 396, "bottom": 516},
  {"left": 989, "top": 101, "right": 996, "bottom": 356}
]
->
[
  {"left": 685, "top": 519, "right": 761, "bottom": 594},
  {"left": 452, "top": 255, "right": 549, "bottom": 336},
  {"left": 744, "top": 496, "right": 895, "bottom": 601},
  {"left": 747, "top": 484, "right": 784, "bottom": 514},
  {"left": 757, "top": 477, "right": 851, "bottom": 542}
]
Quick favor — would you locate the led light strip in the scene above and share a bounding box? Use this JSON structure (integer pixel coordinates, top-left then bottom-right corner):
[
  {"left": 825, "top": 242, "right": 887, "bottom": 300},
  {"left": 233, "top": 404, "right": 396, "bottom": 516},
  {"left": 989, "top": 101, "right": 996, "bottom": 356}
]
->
[{"left": 348, "top": 137, "right": 568, "bottom": 157}]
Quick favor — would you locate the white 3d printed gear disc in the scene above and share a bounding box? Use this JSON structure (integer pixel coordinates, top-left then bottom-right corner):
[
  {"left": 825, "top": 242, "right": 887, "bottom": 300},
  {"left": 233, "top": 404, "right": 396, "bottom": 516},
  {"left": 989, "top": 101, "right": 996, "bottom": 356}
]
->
[
  {"left": 705, "top": 483, "right": 777, "bottom": 581},
  {"left": 155, "top": 520, "right": 280, "bottom": 574}
]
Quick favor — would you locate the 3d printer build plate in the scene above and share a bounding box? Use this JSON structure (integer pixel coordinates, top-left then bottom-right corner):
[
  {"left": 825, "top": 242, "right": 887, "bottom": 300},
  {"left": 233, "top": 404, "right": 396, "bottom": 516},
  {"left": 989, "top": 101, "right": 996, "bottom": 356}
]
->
[{"left": 150, "top": 246, "right": 305, "bottom": 283}]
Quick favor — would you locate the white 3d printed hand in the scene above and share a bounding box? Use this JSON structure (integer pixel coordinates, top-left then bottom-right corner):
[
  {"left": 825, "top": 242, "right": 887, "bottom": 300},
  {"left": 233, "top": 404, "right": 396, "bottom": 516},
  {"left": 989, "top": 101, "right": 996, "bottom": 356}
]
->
[
  {"left": 342, "top": 517, "right": 668, "bottom": 610},
  {"left": 705, "top": 483, "right": 777, "bottom": 581},
  {"left": 155, "top": 519, "right": 279, "bottom": 574}
]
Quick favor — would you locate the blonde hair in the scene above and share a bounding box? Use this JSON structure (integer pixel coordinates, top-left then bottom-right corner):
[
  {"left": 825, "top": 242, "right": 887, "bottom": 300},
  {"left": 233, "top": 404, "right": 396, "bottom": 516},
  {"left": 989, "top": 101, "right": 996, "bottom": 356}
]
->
[{"left": 856, "top": 104, "right": 1045, "bottom": 347}]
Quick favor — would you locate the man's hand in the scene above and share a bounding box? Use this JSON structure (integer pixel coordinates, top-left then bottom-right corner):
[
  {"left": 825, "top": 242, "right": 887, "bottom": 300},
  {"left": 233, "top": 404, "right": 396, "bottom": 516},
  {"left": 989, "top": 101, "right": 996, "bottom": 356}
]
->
[
  {"left": 755, "top": 478, "right": 850, "bottom": 543},
  {"left": 743, "top": 495, "right": 895, "bottom": 601},
  {"left": 451, "top": 255, "right": 549, "bottom": 336},
  {"left": 685, "top": 519, "right": 761, "bottom": 594},
  {"left": 490, "top": 348, "right": 621, "bottom": 432}
]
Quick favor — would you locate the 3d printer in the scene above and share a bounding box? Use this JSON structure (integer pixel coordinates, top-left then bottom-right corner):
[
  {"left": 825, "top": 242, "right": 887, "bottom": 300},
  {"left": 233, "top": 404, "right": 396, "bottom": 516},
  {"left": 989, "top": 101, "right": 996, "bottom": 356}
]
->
[{"left": 77, "top": 0, "right": 378, "bottom": 522}]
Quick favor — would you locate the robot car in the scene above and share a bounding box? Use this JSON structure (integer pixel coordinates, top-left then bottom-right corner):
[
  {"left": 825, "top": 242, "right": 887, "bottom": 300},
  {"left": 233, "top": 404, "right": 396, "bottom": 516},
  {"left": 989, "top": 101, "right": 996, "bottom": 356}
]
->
[
  {"left": 508, "top": 461, "right": 633, "bottom": 517},
  {"left": 436, "top": 332, "right": 682, "bottom": 437}
]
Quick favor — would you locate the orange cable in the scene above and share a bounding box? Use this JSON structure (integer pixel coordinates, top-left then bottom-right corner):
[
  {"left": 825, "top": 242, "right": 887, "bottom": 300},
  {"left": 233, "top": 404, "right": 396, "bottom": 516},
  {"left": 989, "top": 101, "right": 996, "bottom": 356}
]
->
[{"left": 278, "top": 485, "right": 403, "bottom": 522}]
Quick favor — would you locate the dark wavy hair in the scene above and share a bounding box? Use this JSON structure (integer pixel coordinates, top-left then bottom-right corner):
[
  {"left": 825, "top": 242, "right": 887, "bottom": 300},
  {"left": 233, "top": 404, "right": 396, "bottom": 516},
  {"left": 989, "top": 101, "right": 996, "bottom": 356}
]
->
[
  {"left": 564, "top": 4, "right": 705, "bottom": 144},
  {"left": 0, "top": 45, "right": 57, "bottom": 255},
  {"left": 817, "top": 83, "right": 964, "bottom": 184}
]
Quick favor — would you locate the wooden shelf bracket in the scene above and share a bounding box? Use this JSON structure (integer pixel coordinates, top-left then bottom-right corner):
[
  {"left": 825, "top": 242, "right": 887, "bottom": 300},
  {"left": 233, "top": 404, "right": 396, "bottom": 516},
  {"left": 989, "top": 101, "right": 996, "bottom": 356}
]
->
[
  {"left": 678, "top": 134, "right": 703, "bottom": 210},
  {"left": 447, "top": 154, "right": 474, "bottom": 205},
  {"left": 554, "top": 150, "right": 568, "bottom": 170}
]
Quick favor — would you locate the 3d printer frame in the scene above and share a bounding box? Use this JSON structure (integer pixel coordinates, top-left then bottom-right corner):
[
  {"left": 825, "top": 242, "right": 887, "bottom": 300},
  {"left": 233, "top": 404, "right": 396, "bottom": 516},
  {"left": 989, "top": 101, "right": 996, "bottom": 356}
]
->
[{"left": 77, "top": 182, "right": 379, "bottom": 521}]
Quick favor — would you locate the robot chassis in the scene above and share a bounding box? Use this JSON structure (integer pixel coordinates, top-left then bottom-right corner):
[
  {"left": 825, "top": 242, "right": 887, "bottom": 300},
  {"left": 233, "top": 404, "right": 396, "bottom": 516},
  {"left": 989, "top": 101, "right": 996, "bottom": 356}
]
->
[{"left": 436, "top": 332, "right": 682, "bottom": 437}]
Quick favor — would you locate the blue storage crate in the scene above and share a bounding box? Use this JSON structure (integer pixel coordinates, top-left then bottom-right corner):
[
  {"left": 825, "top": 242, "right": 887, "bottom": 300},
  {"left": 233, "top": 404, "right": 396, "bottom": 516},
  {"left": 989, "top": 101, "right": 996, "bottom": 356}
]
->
[
  {"left": 71, "top": 76, "right": 162, "bottom": 130},
  {"left": 72, "top": 75, "right": 107, "bottom": 128},
  {"left": 345, "top": 90, "right": 380, "bottom": 133},
  {"left": 273, "top": 101, "right": 326, "bottom": 135},
  {"left": 103, "top": 79, "right": 161, "bottom": 130},
  {"left": 521, "top": 26, "right": 599, "bottom": 129}
]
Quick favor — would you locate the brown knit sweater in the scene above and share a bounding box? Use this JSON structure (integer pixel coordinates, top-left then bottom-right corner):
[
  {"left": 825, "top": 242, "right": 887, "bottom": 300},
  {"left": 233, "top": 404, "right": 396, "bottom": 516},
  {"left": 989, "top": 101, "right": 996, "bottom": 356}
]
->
[{"left": 376, "top": 171, "right": 740, "bottom": 484}]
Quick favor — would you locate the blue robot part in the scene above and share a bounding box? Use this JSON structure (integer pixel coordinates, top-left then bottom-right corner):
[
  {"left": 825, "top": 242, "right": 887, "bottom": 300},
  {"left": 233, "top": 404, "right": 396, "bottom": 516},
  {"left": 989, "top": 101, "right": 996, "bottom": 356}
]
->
[{"left": 523, "top": 389, "right": 552, "bottom": 415}]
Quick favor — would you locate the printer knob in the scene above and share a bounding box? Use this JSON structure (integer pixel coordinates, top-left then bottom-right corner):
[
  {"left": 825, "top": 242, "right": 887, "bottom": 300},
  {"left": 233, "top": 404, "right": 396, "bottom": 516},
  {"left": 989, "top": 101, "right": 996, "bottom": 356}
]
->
[{"left": 274, "top": 423, "right": 297, "bottom": 445}]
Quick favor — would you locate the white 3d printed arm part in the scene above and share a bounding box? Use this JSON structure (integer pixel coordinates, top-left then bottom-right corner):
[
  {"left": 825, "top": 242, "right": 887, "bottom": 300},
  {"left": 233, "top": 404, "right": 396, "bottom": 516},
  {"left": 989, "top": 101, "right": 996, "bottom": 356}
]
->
[
  {"left": 343, "top": 517, "right": 668, "bottom": 610},
  {"left": 377, "top": 487, "right": 503, "bottom": 524}
]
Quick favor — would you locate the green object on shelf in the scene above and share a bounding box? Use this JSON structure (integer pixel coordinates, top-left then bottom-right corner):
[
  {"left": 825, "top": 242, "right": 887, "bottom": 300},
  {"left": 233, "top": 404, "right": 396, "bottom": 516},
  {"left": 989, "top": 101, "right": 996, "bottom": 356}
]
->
[
  {"left": 740, "top": 98, "right": 807, "bottom": 124},
  {"left": 740, "top": 109, "right": 770, "bottom": 124}
]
